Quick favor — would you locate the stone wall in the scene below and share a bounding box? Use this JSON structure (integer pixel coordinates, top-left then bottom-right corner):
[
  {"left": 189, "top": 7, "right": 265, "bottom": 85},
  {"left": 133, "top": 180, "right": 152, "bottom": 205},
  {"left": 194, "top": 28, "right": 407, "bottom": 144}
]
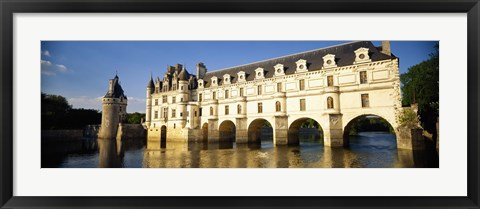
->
[
  {"left": 84, "top": 125, "right": 100, "bottom": 138},
  {"left": 42, "top": 130, "right": 83, "bottom": 140},
  {"left": 116, "top": 124, "right": 146, "bottom": 140},
  {"left": 397, "top": 126, "right": 423, "bottom": 150}
]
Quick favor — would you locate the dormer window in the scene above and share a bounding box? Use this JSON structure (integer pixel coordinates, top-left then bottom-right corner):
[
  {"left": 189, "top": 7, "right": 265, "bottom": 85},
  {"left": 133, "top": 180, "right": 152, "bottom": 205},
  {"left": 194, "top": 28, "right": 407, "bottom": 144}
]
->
[
  {"left": 354, "top": 47, "right": 371, "bottom": 64},
  {"left": 223, "top": 74, "right": 231, "bottom": 85},
  {"left": 274, "top": 63, "right": 285, "bottom": 76},
  {"left": 237, "top": 71, "right": 246, "bottom": 82},
  {"left": 198, "top": 79, "right": 204, "bottom": 88},
  {"left": 211, "top": 76, "right": 218, "bottom": 87},
  {"left": 295, "top": 59, "right": 308, "bottom": 73},
  {"left": 322, "top": 54, "right": 337, "bottom": 69},
  {"left": 255, "top": 67, "right": 265, "bottom": 79}
]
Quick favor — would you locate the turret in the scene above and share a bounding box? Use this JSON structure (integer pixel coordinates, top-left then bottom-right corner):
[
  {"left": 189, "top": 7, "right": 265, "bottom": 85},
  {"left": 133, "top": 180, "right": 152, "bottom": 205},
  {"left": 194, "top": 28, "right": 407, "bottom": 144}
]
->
[
  {"left": 178, "top": 67, "right": 189, "bottom": 93},
  {"left": 145, "top": 75, "right": 154, "bottom": 126},
  {"left": 98, "top": 74, "right": 128, "bottom": 139}
]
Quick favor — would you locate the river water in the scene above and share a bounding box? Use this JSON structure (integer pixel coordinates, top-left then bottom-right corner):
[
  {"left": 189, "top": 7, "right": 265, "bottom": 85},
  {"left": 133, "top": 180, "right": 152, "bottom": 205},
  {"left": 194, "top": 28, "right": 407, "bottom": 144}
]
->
[{"left": 41, "top": 132, "right": 439, "bottom": 168}]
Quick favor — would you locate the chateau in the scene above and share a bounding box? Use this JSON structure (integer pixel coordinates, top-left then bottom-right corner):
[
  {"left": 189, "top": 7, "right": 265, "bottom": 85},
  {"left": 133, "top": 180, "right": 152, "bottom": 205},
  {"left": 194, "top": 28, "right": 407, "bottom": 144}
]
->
[{"left": 144, "top": 41, "right": 410, "bottom": 149}]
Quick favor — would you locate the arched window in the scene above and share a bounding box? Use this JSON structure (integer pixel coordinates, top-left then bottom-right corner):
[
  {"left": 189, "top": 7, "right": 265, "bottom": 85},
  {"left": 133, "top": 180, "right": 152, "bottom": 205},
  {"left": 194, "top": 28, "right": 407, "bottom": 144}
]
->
[
  {"left": 275, "top": 101, "right": 281, "bottom": 112},
  {"left": 327, "top": 97, "right": 334, "bottom": 109},
  {"left": 237, "top": 104, "right": 242, "bottom": 114},
  {"left": 210, "top": 107, "right": 214, "bottom": 115}
]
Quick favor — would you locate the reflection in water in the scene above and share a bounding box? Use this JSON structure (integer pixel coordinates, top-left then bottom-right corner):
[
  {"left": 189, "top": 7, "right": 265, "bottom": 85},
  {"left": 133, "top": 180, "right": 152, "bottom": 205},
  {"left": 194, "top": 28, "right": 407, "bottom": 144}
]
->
[{"left": 41, "top": 132, "right": 438, "bottom": 168}]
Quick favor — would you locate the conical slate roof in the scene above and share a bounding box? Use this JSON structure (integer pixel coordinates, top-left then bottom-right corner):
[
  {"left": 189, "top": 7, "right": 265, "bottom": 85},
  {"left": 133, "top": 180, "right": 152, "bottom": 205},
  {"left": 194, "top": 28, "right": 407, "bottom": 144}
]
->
[
  {"left": 178, "top": 68, "right": 189, "bottom": 81},
  {"left": 105, "top": 75, "right": 127, "bottom": 99}
]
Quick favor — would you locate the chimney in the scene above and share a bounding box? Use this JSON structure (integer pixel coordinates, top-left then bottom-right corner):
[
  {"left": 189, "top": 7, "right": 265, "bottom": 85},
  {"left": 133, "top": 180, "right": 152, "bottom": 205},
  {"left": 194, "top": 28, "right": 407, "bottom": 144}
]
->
[
  {"left": 381, "top": 41, "right": 391, "bottom": 56},
  {"left": 196, "top": 62, "right": 207, "bottom": 79}
]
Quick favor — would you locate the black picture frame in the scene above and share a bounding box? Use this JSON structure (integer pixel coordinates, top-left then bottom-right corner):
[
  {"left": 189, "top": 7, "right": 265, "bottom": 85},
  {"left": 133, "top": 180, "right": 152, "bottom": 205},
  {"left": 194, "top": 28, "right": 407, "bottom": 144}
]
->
[{"left": 1, "top": 0, "right": 479, "bottom": 208}]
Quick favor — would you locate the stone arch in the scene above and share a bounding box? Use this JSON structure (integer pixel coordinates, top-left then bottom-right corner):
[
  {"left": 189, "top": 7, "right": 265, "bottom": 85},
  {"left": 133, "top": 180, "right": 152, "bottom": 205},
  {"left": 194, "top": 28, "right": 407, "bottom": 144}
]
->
[
  {"left": 247, "top": 118, "right": 273, "bottom": 143},
  {"left": 219, "top": 120, "right": 236, "bottom": 142},
  {"left": 202, "top": 122, "right": 208, "bottom": 142},
  {"left": 342, "top": 114, "right": 396, "bottom": 147},
  {"left": 287, "top": 117, "right": 324, "bottom": 145},
  {"left": 160, "top": 125, "right": 167, "bottom": 148}
]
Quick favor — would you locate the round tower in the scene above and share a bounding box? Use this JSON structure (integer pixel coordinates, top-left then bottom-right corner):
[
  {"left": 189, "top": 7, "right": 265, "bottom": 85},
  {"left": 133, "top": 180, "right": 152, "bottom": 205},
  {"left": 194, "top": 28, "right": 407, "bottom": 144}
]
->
[
  {"left": 145, "top": 75, "right": 154, "bottom": 128},
  {"left": 177, "top": 68, "right": 189, "bottom": 128},
  {"left": 98, "top": 74, "right": 128, "bottom": 139}
]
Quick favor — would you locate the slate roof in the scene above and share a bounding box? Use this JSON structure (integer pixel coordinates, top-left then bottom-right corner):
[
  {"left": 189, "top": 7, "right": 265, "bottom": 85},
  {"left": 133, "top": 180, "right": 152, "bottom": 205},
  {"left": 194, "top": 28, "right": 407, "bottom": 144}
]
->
[
  {"left": 201, "top": 41, "right": 396, "bottom": 88},
  {"left": 178, "top": 68, "right": 190, "bottom": 81},
  {"left": 105, "top": 75, "right": 127, "bottom": 99}
]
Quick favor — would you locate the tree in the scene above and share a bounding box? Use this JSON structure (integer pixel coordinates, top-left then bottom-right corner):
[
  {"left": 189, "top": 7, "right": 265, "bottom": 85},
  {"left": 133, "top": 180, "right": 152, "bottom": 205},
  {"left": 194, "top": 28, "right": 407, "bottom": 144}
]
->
[
  {"left": 41, "top": 92, "right": 101, "bottom": 130},
  {"left": 400, "top": 44, "right": 439, "bottom": 135},
  {"left": 126, "top": 112, "right": 145, "bottom": 124},
  {"left": 41, "top": 93, "right": 72, "bottom": 129}
]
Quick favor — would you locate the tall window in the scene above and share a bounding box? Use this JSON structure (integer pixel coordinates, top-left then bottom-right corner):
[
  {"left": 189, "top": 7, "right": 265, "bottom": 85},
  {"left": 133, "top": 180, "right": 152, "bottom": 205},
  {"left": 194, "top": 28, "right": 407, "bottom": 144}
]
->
[
  {"left": 162, "top": 95, "right": 167, "bottom": 103},
  {"left": 172, "top": 109, "right": 176, "bottom": 118},
  {"left": 327, "top": 76, "right": 334, "bottom": 86},
  {"left": 199, "top": 108, "right": 202, "bottom": 116},
  {"left": 300, "top": 99, "right": 306, "bottom": 111},
  {"left": 154, "top": 111, "right": 158, "bottom": 119},
  {"left": 163, "top": 108, "right": 168, "bottom": 119},
  {"left": 213, "top": 91, "right": 216, "bottom": 100},
  {"left": 172, "top": 96, "right": 176, "bottom": 103},
  {"left": 361, "top": 94, "right": 370, "bottom": 107},
  {"left": 299, "top": 79, "right": 305, "bottom": 90},
  {"left": 210, "top": 107, "right": 214, "bottom": 115},
  {"left": 258, "top": 85, "right": 262, "bottom": 95},
  {"left": 327, "top": 97, "right": 334, "bottom": 109},
  {"left": 155, "top": 99, "right": 158, "bottom": 106},
  {"left": 240, "top": 88, "right": 244, "bottom": 97},
  {"left": 199, "top": 93, "right": 203, "bottom": 102},
  {"left": 275, "top": 101, "right": 281, "bottom": 112},
  {"left": 277, "top": 82, "right": 282, "bottom": 92},
  {"left": 225, "top": 90, "right": 229, "bottom": 99},
  {"left": 225, "top": 105, "right": 229, "bottom": 115},
  {"left": 237, "top": 104, "right": 242, "bottom": 114},
  {"left": 258, "top": 103, "right": 263, "bottom": 113},
  {"left": 360, "top": 71, "right": 367, "bottom": 84}
]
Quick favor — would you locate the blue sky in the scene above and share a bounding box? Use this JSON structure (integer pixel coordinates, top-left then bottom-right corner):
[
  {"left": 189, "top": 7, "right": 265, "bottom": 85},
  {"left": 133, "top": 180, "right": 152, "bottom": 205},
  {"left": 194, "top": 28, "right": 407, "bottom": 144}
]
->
[{"left": 41, "top": 41, "right": 438, "bottom": 113}]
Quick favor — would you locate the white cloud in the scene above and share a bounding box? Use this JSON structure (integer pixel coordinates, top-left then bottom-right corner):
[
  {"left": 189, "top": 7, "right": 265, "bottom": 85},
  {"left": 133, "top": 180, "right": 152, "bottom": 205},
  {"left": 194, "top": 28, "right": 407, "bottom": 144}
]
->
[
  {"left": 41, "top": 60, "right": 55, "bottom": 76},
  {"left": 42, "top": 50, "right": 51, "bottom": 57},
  {"left": 41, "top": 60, "right": 52, "bottom": 66},
  {"left": 68, "top": 96, "right": 103, "bottom": 110},
  {"left": 127, "top": 97, "right": 146, "bottom": 104},
  {"left": 56, "top": 64, "right": 68, "bottom": 72},
  {"left": 41, "top": 60, "right": 72, "bottom": 76},
  {"left": 67, "top": 96, "right": 146, "bottom": 113}
]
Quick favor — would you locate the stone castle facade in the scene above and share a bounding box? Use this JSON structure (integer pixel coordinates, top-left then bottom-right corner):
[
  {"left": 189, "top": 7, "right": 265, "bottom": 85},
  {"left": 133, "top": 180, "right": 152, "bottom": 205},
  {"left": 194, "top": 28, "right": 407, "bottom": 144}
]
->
[{"left": 144, "top": 41, "right": 408, "bottom": 148}]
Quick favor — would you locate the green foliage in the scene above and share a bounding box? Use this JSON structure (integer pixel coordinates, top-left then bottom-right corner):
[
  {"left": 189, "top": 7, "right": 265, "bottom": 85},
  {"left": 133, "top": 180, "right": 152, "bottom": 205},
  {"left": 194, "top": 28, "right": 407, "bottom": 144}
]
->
[
  {"left": 127, "top": 112, "right": 145, "bottom": 124},
  {"left": 42, "top": 92, "right": 101, "bottom": 130},
  {"left": 262, "top": 122, "right": 272, "bottom": 128},
  {"left": 300, "top": 118, "right": 322, "bottom": 130},
  {"left": 398, "top": 108, "right": 420, "bottom": 128},
  {"left": 348, "top": 116, "right": 394, "bottom": 135},
  {"left": 400, "top": 44, "right": 439, "bottom": 134}
]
